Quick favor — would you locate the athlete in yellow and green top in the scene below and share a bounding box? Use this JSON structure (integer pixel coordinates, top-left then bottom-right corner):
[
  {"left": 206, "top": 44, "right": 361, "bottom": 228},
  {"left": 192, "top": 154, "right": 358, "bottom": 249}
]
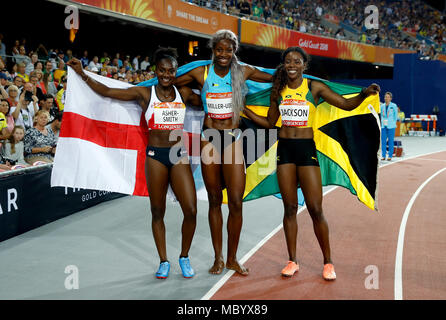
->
[{"left": 244, "top": 46, "right": 380, "bottom": 281}]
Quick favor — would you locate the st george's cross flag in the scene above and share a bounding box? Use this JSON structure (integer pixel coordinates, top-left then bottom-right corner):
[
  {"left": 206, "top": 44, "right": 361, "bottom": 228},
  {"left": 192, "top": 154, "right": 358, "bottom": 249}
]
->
[
  {"left": 51, "top": 68, "right": 150, "bottom": 196},
  {"left": 52, "top": 61, "right": 380, "bottom": 210}
]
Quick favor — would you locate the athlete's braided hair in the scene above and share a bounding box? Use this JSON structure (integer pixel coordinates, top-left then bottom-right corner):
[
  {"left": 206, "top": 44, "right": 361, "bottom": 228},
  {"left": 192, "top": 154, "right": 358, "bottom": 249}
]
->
[{"left": 271, "top": 47, "right": 310, "bottom": 104}]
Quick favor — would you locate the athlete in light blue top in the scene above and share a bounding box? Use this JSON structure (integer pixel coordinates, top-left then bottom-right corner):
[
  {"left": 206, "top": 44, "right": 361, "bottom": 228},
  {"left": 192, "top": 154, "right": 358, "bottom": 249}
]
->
[
  {"left": 176, "top": 29, "right": 272, "bottom": 276},
  {"left": 380, "top": 92, "right": 398, "bottom": 160}
]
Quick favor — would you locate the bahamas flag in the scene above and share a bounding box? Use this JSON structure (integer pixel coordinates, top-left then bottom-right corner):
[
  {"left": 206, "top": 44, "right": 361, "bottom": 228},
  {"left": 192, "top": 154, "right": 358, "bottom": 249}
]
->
[{"left": 138, "top": 60, "right": 381, "bottom": 211}]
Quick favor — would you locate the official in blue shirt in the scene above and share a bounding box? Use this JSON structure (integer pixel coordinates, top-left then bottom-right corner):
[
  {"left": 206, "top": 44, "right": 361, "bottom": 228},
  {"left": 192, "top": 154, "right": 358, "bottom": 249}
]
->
[{"left": 380, "top": 92, "right": 398, "bottom": 160}]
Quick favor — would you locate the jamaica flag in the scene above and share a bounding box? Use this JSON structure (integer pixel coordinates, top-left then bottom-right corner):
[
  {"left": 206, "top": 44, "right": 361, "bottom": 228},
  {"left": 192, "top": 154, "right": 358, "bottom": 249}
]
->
[{"left": 239, "top": 77, "right": 381, "bottom": 211}]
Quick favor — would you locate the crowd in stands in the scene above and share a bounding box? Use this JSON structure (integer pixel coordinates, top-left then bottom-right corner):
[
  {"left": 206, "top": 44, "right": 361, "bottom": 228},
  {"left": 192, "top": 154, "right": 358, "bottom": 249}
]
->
[
  {"left": 186, "top": 0, "right": 445, "bottom": 57},
  {"left": 1, "top": 1, "right": 444, "bottom": 168},
  {"left": 0, "top": 34, "right": 158, "bottom": 172}
]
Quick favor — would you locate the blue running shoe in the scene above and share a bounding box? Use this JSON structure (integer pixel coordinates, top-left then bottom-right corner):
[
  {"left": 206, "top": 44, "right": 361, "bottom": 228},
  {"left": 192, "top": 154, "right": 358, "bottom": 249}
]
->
[
  {"left": 179, "top": 257, "right": 195, "bottom": 278},
  {"left": 156, "top": 261, "right": 170, "bottom": 279}
]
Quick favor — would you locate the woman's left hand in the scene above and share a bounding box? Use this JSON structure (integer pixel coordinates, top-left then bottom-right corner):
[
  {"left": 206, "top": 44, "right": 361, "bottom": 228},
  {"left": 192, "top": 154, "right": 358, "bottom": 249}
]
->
[{"left": 364, "top": 83, "right": 380, "bottom": 96}]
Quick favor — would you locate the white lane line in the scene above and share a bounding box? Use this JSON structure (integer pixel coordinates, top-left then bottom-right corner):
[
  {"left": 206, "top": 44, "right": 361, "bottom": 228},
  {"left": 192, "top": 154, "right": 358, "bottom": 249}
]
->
[
  {"left": 416, "top": 158, "right": 446, "bottom": 163},
  {"left": 201, "top": 187, "right": 338, "bottom": 300},
  {"left": 394, "top": 167, "right": 446, "bottom": 300},
  {"left": 201, "top": 149, "right": 446, "bottom": 300}
]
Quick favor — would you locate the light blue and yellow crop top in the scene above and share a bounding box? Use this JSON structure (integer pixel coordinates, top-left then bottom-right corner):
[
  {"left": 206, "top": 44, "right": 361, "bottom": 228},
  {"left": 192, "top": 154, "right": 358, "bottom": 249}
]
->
[{"left": 200, "top": 64, "right": 234, "bottom": 120}]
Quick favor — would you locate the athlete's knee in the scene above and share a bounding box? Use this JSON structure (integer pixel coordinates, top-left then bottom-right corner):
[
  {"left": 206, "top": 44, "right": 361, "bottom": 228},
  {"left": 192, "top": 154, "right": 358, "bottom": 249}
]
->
[
  {"left": 207, "top": 191, "right": 223, "bottom": 208},
  {"left": 307, "top": 203, "right": 324, "bottom": 221},
  {"left": 151, "top": 205, "right": 166, "bottom": 222},
  {"left": 227, "top": 195, "right": 243, "bottom": 215},
  {"left": 283, "top": 202, "right": 298, "bottom": 217},
  {"left": 183, "top": 203, "right": 197, "bottom": 220}
]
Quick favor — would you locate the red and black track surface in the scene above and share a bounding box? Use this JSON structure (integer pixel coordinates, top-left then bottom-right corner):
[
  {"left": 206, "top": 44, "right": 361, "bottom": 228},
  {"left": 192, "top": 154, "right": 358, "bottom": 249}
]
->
[{"left": 208, "top": 151, "right": 446, "bottom": 300}]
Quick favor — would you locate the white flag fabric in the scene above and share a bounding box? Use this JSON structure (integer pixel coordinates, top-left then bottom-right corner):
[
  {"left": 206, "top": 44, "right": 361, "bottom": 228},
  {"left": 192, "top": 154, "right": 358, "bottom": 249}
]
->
[{"left": 51, "top": 68, "right": 150, "bottom": 195}]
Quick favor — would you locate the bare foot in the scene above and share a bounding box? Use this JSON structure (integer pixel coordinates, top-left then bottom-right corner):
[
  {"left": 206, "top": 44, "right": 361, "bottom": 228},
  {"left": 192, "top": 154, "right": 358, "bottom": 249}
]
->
[
  {"left": 209, "top": 258, "right": 225, "bottom": 275},
  {"left": 226, "top": 260, "right": 249, "bottom": 276}
]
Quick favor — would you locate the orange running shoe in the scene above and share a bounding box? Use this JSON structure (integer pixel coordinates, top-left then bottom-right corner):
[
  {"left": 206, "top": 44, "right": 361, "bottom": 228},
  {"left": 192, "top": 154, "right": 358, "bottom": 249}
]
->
[
  {"left": 281, "top": 261, "right": 299, "bottom": 277},
  {"left": 323, "top": 263, "right": 336, "bottom": 281}
]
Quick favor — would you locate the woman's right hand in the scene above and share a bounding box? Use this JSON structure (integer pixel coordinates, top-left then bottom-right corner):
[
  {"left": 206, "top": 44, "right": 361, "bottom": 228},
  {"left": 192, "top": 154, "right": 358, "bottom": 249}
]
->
[
  {"left": 67, "top": 58, "right": 84, "bottom": 76},
  {"left": 42, "top": 146, "right": 52, "bottom": 153}
]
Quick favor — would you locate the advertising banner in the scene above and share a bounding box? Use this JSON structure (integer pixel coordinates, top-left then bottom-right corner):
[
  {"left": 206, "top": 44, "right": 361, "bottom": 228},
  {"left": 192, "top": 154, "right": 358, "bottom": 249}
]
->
[
  {"left": 0, "top": 166, "right": 124, "bottom": 242},
  {"left": 241, "top": 20, "right": 414, "bottom": 65},
  {"left": 71, "top": 0, "right": 238, "bottom": 36}
]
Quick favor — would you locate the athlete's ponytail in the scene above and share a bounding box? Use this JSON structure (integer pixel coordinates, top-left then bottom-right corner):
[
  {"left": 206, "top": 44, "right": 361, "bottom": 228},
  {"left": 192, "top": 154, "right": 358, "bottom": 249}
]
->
[{"left": 153, "top": 47, "right": 179, "bottom": 69}]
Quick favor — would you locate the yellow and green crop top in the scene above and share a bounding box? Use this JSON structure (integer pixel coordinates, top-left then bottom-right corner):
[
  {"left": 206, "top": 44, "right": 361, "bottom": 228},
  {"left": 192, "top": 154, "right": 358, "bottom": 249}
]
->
[{"left": 278, "top": 78, "right": 316, "bottom": 128}]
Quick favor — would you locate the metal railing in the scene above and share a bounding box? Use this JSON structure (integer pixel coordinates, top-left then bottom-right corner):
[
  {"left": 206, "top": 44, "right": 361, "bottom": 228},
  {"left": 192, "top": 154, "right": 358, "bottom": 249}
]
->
[{"left": 0, "top": 163, "right": 52, "bottom": 178}]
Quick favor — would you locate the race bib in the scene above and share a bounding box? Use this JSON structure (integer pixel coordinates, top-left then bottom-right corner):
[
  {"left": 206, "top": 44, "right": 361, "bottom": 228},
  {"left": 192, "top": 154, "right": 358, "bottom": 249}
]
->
[
  {"left": 206, "top": 92, "right": 233, "bottom": 119},
  {"left": 383, "top": 119, "right": 388, "bottom": 126},
  {"left": 279, "top": 99, "right": 310, "bottom": 127},
  {"left": 153, "top": 102, "right": 186, "bottom": 130}
]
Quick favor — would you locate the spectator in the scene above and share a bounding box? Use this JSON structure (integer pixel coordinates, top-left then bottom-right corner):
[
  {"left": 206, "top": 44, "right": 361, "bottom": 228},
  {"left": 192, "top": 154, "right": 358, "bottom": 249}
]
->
[
  {"left": 44, "top": 60, "right": 54, "bottom": 76},
  {"left": 53, "top": 60, "right": 66, "bottom": 85},
  {"left": 111, "top": 57, "right": 120, "bottom": 69},
  {"left": 34, "top": 61, "right": 44, "bottom": 73},
  {"left": 57, "top": 51, "right": 65, "bottom": 64},
  {"left": 13, "top": 46, "right": 31, "bottom": 66},
  {"left": 35, "top": 44, "right": 49, "bottom": 61},
  {"left": 24, "top": 110, "right": 57, "bottom": 164},
  {"left": 115, "top": 53, "right": 123, "bottom": 67},
  {"left": 101, "top": 57, "right": 111, "bottom": 73},
  {"left": 239, "top": 0, "right": 251, "bottom": 16},
  {"left": 16, "top": 63, "right": 29, "bottom": 82},
  {"left": 0, "top": 34, "right": 5, "bottom": 61},
  {"left": 55, "top": 75, "right": 67, "bottom": 111},
  {"left": 12, "top": 76, "right": 24, "bottom": 92},
  {"left": 46, "top": 111, "right": 63, "bottom": 142},
  {"left": 132, "top": 55, "right": 140, "bottom": 70},
  {"left": 380, "top": 92, "right": 398, "bottom": 161},
  {"left": 39, "top": 94, "right": 57, "bottom": 122},
  {"left": 253, "top": 3, "right": 263, "bottom": 20},
  {"left": 40, "top": 73, "right": 58, "bottom": 97},
  {"left": 6, "top": 85, "right": 20, "bottom": 106},
  {"left": 316, "top": 5, "right": 323, "bottom": 17},
  {"left": 263, "top": 5, "right": 272, "bottom": 21},
  {"left": 140, "top": 56, "right": 150, "bottom": 71},
  {"left": 0, "top": 125, "right": 27, "bottom": 167},
  {"left": 0, "top": 73, "right": 9, "bottom": 93},
  {"left": 100, "top": 52, "right": 109, "bottom": 63},
  {"left": 11, "top": 40, "right": 20, "bottom": 56},
  {"left": 0, "top": 99, "right": 11, "bottom": 141},
  {"left": 65, "top": 49, "right": 74, "bottom": 62},
  {"left": 286, "top": 13, "right": 295, "bottom": 29},
  {"left": 25, "top": 54, "right": 39, "bottom": 75},
  {"left": 33, "top": 69, "right": 44, "bottom": 83},
  {"left": 80, "top": 50, "right": 89, "bottom": 67},
  {"left": 11, "top": 85, "right": 39, "bottom": 131},
  {"left": 0, "top": 99, "right": 14, "bottom": 133},
  {"left": 335, "top": 28, "right": 346, "bottom": 40},
  {"left": 29, "top": 74, "right": 45, "bottom": 102},
  {"left": 88, "top": 56, "right": 102, "bottom": 71},
  {"left": 117, "top": 66, "right": 126, "bottom": 78}
]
